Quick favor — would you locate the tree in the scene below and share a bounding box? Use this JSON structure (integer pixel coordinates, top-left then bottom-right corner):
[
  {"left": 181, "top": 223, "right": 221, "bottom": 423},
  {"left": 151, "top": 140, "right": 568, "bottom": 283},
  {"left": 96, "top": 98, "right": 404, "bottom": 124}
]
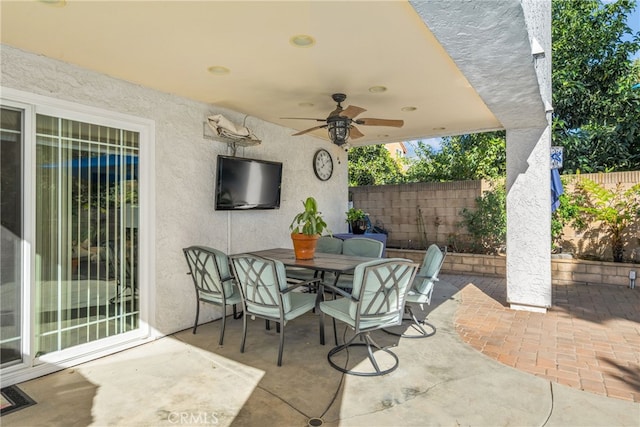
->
[
  {"left": 552, "top": 0, "right": 640, "bottom": 173},
  {"left": 348, "top": 145, "right": 405, "bottom": 186},
  {"left": 406, "top": 131, "right": 506, "bottom": 182}
]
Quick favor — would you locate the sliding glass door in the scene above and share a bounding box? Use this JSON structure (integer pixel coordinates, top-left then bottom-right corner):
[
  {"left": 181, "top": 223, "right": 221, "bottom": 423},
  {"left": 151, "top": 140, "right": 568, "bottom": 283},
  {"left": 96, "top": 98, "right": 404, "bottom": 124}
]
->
[
  {"left": 1, "top": 96, "right": 146, "bottom": 378},
  {"left": 35, "top": 114, "right": 139, "bottom": 356},
  {"left": 0, "top": 107, "right": 24, "bottom": 367}
]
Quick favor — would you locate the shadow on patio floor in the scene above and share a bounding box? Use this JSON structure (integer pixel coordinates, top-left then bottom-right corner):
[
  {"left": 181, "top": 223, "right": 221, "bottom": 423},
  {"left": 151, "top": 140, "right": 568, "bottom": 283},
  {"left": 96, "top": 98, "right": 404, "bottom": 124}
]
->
[{"left": 3, "top": 277, "right": 638, "bottom": 426}]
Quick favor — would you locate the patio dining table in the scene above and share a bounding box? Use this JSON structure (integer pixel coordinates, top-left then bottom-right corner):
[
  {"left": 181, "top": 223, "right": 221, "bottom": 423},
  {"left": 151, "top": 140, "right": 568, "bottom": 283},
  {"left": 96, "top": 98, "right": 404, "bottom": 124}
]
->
[
  {"left": 248, "top": 247, "right": 377, "bottom": 275},
  {"left": 247, "top": 247, "right": 380, "bottom": 344}
]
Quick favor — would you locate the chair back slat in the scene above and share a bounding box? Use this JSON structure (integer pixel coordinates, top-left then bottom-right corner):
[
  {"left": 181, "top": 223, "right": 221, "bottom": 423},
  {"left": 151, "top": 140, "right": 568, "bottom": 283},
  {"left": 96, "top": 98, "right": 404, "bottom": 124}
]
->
[
  {"left": 349, "top": 258, "right": 417, "bottom": 327},
  {"left": 183, "top": 246, "right": 234, "bottom": 299},
  {"left": 231, "top": 254, "right": 290, "bottom": 318},
  {"left": 316, "top": 236, "right": 343, "bottom": 254},
  {"left": 342, "top": 237, "right": 384, "bottom": 258}
]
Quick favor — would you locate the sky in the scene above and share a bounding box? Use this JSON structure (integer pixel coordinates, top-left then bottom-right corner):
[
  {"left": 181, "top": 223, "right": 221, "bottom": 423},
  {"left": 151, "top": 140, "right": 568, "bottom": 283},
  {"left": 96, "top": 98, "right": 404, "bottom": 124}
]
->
[{"left": 403, "top": 5, "right": 639, "bottom": 158}]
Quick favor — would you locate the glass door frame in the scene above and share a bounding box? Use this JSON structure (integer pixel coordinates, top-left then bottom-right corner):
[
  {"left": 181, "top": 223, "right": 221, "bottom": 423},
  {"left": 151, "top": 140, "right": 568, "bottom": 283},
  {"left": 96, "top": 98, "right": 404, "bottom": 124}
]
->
[
  {"left": 1, "top": 99, "right": 35, "bottom": 375},
  {"left": 1, "top": 87, "right": 156, "bottom": 386}
]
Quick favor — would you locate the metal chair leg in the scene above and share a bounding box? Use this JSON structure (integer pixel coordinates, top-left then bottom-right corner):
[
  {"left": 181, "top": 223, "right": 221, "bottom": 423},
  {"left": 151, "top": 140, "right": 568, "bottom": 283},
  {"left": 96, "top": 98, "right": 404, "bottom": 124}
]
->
[
  {"left": 240, "top": 313, "right": 248, "bottom": 353},
  {"left": 277, "top": 326, "right": 285, "bottom": 366},
  {"left": 326, "top": 331, "right": 399, "bottom": 376},
  {"left": 192, "top": 300, "right": 200, "bottom": 334},
  {"left": 383, "top": 305, "right": 436, "bottom": 338},
  {"left": 219, "top": 306, "right": 227, "bottom": 345},
  {"left": 232, "top": 304, "right": 243, "bottom": 319},
  {"left": 319, "top": 311, "right": 325, "bottom": 346}
]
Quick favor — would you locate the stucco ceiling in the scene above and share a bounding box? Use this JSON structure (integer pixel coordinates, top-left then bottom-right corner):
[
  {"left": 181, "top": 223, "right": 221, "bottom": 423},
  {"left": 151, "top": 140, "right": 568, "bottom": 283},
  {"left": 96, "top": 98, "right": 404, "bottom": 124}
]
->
[{"left": 1, "top": 0, "right": 531, "bottom": 146}]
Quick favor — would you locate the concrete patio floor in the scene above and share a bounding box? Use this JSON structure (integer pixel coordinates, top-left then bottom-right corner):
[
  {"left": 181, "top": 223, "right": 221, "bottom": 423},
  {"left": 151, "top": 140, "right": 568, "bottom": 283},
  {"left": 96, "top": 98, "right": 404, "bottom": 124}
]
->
[{"left": 3, "top": 276, "right": 639, "bottom": 426}]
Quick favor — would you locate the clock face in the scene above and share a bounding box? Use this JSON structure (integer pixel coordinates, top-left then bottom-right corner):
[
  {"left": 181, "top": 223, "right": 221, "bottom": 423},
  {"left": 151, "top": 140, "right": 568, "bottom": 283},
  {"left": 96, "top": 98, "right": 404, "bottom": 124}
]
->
[{"left": 313, "top": 149, "right": 333, "bottom": 181}]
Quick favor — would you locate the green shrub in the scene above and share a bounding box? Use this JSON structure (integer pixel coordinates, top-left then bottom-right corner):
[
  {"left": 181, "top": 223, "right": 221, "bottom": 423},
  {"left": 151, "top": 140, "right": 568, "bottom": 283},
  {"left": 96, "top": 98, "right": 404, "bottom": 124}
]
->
[{"left": 459, "top": 182, "right": 506, "bottom": 254}]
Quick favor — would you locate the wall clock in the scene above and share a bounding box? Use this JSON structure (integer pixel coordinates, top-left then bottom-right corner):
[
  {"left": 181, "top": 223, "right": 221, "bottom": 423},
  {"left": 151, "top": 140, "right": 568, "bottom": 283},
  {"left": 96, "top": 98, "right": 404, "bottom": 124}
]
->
[{"left": 313, "top": 149, "right": 333, "bottom": 181}]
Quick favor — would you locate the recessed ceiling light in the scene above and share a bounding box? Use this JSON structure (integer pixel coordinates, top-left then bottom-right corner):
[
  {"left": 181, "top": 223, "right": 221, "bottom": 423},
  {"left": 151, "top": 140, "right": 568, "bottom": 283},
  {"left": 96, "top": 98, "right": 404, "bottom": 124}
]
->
[
  {"left": 401, "top": 106, "right": 417, "bottom": 112},
  {"left": 432, "top": 127, "right": 446, "bottom": 131},
  {"left": 369, "top": 86, "right": 387, "bottom": 93},
  {"left": 377, "top": 134, "right": 389, "bottom": 138},
  {"left": 298, "top": 102, "right": 314, "bottom": 107},
  {"left": 290, "top": 34, "right": 316, "bottom": 48},
  {"left": 38, "top": 0, "right": 66, "bottom": 6},
  {"left": 208, "top": 66, "right": 230, "bottom": 75}
]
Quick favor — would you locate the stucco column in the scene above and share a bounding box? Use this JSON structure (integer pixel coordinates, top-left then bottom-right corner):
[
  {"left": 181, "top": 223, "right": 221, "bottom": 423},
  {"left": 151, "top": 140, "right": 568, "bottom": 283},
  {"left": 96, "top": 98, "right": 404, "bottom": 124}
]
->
[
  {"left": 412, "top": 0, "right": 553, "bottom": 311},
  {"left": 506, "top": 127, "right": 552, "bottom": 312}
]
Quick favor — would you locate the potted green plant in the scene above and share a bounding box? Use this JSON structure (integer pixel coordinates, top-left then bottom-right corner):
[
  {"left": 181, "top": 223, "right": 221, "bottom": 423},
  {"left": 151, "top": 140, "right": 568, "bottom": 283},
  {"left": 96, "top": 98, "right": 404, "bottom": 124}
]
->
[
  {"left": 290, "top": 197, "right": 329, "bottom": 259},
  {"left": 346, "top": 208, "right": 367, "bottom": 234}
]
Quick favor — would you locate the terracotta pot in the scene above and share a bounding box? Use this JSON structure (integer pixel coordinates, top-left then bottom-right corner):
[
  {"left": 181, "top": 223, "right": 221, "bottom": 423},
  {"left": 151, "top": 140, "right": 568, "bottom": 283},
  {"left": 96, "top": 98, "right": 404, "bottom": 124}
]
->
[{"left": 291, "top": 233, "right": 319, "bottom": 260}]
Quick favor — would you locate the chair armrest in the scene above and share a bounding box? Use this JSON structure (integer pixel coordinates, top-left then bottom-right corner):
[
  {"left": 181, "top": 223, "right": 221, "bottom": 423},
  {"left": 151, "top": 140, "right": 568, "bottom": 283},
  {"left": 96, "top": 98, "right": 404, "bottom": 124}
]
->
[
  {"left": 415, "top": 273, "right": 438, "bottom": 281},
  {"left": 281, "top": 277, "right": 321, "bottom": 294},
  {"left": 320, "top": 283, "right": 358, "bottom": 302}
]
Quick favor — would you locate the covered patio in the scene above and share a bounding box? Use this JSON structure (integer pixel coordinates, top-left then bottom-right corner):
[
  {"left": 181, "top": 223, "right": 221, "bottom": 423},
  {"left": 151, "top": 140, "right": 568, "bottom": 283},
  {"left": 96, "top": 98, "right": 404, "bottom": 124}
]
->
[
  {"left": 2, "top": 274, "right": 638, "bottom": 425},
  {"left": 3, "top": 0, "right": 562, "bottom": 399}
]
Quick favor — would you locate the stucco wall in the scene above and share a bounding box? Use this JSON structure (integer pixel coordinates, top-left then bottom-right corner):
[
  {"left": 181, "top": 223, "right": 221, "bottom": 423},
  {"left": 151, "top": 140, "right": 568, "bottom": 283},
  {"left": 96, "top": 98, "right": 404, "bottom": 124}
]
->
[{"left": 2, "top": 45, "right": 349, "bottom": 335}]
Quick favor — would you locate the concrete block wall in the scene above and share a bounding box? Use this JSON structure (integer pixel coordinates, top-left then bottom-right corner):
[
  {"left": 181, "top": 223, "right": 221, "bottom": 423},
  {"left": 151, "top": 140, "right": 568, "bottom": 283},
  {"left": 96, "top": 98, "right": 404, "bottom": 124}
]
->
[
  {"left": 352, "top": 170, "right": 639, "bottom": 260},
  {"left": 388, "top": 248, "right": 637, "bottom": 288},
  {"left": 350, "top": 180, "right": 485, "bottom": 249},
  {"left": 557, "top": 171, "right": 640, "bottom": 261},
  {"left": 551, "top": 258, "right": 637, "bottom": 287},
  {"left": 388, "top": 249, "right": 506, "bottom": 277}
]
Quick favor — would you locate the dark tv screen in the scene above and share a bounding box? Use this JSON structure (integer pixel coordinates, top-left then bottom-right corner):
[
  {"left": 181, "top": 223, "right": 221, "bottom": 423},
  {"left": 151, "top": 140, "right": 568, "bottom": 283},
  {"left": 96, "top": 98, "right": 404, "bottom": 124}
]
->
[{"left": 215, "top": 155, "right": 283, "bottom": 210}]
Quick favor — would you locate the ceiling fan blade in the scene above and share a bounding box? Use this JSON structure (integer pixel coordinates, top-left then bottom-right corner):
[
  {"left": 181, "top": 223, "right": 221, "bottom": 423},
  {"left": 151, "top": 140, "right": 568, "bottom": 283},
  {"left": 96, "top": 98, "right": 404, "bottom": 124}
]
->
[
  {"left": 281, "top": 117, "right": 326, "bottom": 122},
  {"left": 349, "top": 125, "right": 365, "bottom": 139},
  {"left": 356, "top": 118, "right": 404, "bottom": 128},
  {"left": 340, "top": 105, "right": 367, "bottom": 119},
  {"left": 292, "top": 124, "right": 328, "bottom": 136}
]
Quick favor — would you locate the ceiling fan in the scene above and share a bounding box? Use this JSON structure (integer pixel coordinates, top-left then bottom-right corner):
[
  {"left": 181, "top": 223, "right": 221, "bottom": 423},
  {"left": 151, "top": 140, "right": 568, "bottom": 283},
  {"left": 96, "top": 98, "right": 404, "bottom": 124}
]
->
[{"left": 282, "top": 93, "right": 404, "bottom": 146}]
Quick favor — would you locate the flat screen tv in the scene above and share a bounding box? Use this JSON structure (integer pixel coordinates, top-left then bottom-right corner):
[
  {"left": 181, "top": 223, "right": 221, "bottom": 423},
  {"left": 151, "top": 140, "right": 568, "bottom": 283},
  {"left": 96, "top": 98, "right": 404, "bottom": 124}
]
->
[{"left": 215, "top": 155, "right": 283, "bottom": 210}]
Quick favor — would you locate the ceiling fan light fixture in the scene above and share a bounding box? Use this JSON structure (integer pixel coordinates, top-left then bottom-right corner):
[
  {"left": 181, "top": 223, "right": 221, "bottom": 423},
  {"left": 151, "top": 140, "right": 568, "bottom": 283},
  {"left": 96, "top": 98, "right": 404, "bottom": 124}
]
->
[
  {"left": 327, "top": 118, "right": 350, "bottom": 146},
  {"left": 38, "top": 0, "right": 66, "bottom": 6}
]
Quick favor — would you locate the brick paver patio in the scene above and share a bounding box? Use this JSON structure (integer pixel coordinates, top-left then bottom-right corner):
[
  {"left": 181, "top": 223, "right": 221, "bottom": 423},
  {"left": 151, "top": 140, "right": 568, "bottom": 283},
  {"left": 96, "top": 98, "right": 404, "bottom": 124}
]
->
[{"left": 446, "top": 274, "right": 640, "bottom": 402}]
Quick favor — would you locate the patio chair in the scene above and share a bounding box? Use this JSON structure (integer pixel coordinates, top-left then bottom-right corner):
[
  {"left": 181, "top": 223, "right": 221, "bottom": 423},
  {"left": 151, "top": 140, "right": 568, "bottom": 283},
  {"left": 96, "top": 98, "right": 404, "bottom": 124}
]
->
[
  {"left": 334, "top": 237, "right": 384, "bottom": 291},
  {"left": 230, "top": 254, "right": 321, "bottom": 366},
  {"left": 183, "top": 246, "right": 243, "bottom": 345},
  {"left": 324, "top": 237, "right": 385, "bottom": 343},
  {"left": 319, "top": 258, "right": 417, "bottom": 376},
  {"left": 286, "top": 235, "right": 343, "bottom": 286},
  {"left": 384, "top": 244, "right": 447, "bottom": 338}
]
